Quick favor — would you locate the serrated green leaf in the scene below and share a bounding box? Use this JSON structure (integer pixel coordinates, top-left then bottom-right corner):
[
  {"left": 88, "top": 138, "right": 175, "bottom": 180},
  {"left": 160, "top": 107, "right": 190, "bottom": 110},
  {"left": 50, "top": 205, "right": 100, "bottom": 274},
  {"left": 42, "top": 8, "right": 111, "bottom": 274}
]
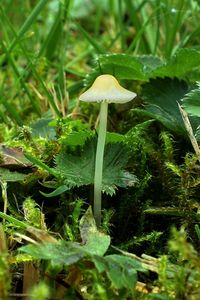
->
[
  {"left": 105, "top": 132, "right": 124, "bottom": 143},
  {"left": 65, "top": 130, "right": 94, "bottom": 146},
  {"left": 152, "top": 48, "right": 200, "bottom": 78},
  {"left": 85, "top": 54, "right": 146, "bottom": 85},
  {"left": 98, "top": 54, "right": 145, "bottom": 80},
  {"left": 55, "top": 138, "right": 96, "bottom": 188},
  {"left": 54, "top": 138, "right": 137, "bottom": 194},
  {"left": 85, "top": 48, "right": 200, "bottom": 86},
  {"left": 142, "top": 77, "right": 200, "bottom": 135}
]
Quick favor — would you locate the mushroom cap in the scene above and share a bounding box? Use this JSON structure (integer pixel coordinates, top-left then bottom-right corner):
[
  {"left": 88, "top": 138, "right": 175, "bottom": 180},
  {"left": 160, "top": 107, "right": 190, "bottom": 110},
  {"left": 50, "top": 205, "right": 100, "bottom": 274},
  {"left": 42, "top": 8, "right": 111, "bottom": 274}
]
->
[{"left": 79, "top": 74, "right": 137, "bottom": 104}]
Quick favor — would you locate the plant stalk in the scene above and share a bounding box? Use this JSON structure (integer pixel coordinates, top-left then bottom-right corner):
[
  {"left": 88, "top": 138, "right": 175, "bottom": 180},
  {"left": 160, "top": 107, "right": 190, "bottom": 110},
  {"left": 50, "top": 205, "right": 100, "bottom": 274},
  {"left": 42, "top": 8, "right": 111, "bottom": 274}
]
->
[{"left": 94, "top": 101, "right": 108, "bottom": 227}]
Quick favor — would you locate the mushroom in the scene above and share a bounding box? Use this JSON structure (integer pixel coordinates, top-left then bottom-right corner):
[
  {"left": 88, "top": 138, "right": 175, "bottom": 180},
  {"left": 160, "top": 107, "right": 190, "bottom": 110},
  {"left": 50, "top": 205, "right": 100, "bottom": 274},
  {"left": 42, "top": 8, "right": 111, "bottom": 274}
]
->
[{"left": 79, "top": 74, "right": 137, "bottom": 227}]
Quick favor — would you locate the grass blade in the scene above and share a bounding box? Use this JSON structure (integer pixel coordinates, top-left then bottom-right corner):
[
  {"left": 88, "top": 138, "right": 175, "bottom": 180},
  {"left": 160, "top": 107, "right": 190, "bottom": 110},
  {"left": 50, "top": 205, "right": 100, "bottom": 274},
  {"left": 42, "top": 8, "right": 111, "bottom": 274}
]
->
[
  {"left": 25, "top": 153, "right": 58, "bottom": 177},
  {"left": 1, "top": 40, "right": 41, "bottom": 118},
  {"left": 0, "top": 0, "right": 49, "bottom": 56},
  {"left": 75, "top": 22, "right": 106, "bottom": 54},
  {"left": 0, "top": 12, "right": 61, "bottom": 117},
  {"left": 0, "top": 212, "right": 28, "bottom": 229}
]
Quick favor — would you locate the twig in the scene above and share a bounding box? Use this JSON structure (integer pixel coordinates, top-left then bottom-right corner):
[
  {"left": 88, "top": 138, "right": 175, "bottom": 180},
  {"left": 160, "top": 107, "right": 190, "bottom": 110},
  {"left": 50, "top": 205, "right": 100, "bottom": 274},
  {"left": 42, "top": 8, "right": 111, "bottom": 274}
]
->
[{"left": 178, "top": 103, "right": 200, "bottom": 162}]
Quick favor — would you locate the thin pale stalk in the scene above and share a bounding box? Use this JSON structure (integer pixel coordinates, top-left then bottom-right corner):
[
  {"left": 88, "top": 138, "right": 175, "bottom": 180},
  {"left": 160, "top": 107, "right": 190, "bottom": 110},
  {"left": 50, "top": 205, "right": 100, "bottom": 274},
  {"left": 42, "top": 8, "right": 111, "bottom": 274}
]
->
[{"left": 94, "top": 101, "right": 108, "bottom": 227}]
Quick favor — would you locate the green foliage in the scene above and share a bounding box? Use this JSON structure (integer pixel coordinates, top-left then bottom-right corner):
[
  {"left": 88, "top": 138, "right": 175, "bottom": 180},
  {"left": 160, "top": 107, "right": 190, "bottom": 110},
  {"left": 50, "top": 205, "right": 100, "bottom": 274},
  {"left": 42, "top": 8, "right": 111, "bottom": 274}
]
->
[
  {"left": 157, "top": 227, "right": 200, "bottom": 299},
  {"left": 125, "top": 119, "right": 156, "bottom": 173},
  {"left": 145, "top": 153, "right": 200, "bottom": 232},
  {"left": 182, "top": 82, "right": 200, "bottom": 117},
  {"left": 30, "top": 116, "right": 56, "bottom": 140},
  {"left": 64, "top": 199, "right": 84, "bottom": 241},
  {"left": 123, "top": 231, "right": 163, "bottom": 251},
  {"left": 93, "top": 254, "right": 145, "bottom": 292},
  {"left": 0, "top": 168, "right": 26, "bottom": 182},
  {"left": 160, "top": 132, "right": 174, "bottom": 162},
  {"left": 86, "top": 49, "right": 200, "bottom": 85},
  {"left": 142, "top": 77, "right": 197, "bottom": 135},
  {"left": 1, "top": 0, "right": 200, "bottom": 298},
  {"left": 23, "top": 197, "right": 46, "bottom": 229},
  {"left": 29, "top": 282, "right": 50, "bottom": 300},
  {"left": 79, "top": 206, "right": 111, "bottom": 255},
  {"left": 54, "top": 137, "right": 138, "bottom": 195},
  {"left": 166, "top": 153, "right": 200, "bottom": 204},
  {"left": 20, "top": 212, "right": 146, "bottom": 297}
]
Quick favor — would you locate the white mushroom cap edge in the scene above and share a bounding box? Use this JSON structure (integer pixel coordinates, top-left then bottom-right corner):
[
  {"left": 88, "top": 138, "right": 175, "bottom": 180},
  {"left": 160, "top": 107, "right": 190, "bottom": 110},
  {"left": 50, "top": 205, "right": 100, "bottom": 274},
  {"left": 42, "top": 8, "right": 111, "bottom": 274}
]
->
[{"left": 79, "top": 74, "right": 137, "bottom": 104}]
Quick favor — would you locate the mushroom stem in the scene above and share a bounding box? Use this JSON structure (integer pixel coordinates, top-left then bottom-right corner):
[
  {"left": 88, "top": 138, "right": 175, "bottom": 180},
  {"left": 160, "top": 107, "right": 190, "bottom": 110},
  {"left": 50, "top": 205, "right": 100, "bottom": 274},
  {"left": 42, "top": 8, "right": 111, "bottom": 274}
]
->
[{"left": 94, "top": 101, "right": 108, "bottom": 227}]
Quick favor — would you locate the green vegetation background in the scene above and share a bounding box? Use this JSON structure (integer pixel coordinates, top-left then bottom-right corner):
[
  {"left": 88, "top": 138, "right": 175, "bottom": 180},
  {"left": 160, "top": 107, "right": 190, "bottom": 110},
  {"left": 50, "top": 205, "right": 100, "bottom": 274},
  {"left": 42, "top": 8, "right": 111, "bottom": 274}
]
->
[{"left": 1, "top": 0, "right": 200, "bottom": 299}]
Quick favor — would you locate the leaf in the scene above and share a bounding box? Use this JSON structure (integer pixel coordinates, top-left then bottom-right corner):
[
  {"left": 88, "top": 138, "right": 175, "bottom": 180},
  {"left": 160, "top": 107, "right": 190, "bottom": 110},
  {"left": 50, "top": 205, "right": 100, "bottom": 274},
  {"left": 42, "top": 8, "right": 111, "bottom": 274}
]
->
[
  {"left": 86, "top": 48, "right": 200, "bottom": 86},
  {"left": 31, "top": 117, "right": 56, "bottom": 139},
  {"left": 79, "top": 206, "right": 97, "bottom": 242},
  {"left": 20, "top": 233, "right": 110, "bottom": 265},
  {"left": 118, "top": 171, "right": 138, "bottom": 188},
  {"left": 40, "top": 185, "right": 69, "bottom": 197},
  {"left": 152, "top": 48, "right": 200, "bottom": 79},
  {"left": 137, "top": 55, "right": 163, "bottom": 73},
  {"left": 80, "top": 207, "right": 110, "bottom": 256},
  {"left": 102, "top": 142, "right": 137, "bottom": 193},
  {"left": 105, "top": 132, "right": 124, "bottom": 143},
  {"left": 54, "top": 138, "right": 96, "bottom": 188},
  {"left": 93, "top": 254, "right": 146, "bottom": 290},
  {"left": 105, "top": 255, "right": 145, "bottom": 289},
  {"left": 142, "top": 77, "right": 200, "bottom": 135},
  {"left": 181, "top": 83, "right": 200, "bottom": 117},
  {"left": 86, "top": 54, "right": 145, "bottom": 85},
  {"left": 0, "top": 167, "right": 26, "bottom": 182},
  {"left": 64, "top": 131, "right": 94, "bottom": 146},
  {"left": 20, "top": 241, "right": 85, "bottom": 266},
  {"left": 82, "top": 231, "right": 111, "bottom": 256},
  {"left": 54, "top": 137, "right": 137, "bottom": 195},
  {"left": 0, "top": 211, "right": 28, "bottom": 229}
]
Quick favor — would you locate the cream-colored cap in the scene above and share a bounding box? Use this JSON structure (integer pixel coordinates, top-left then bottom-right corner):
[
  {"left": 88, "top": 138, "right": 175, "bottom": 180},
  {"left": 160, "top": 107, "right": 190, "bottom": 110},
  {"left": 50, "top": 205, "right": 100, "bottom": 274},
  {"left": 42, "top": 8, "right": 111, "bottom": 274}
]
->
[{"left": 79, "top": 74, "right": 137, "bottom": 104}]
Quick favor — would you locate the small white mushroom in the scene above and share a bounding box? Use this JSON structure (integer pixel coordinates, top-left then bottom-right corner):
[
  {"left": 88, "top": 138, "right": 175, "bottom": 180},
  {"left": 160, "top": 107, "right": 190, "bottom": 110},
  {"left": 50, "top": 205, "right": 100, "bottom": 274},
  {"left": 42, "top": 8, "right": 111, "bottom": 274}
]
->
[
  {"left": 79, "top": 74, "right": 136, "bottom": 103},
  {"left": 79, "top": 74, "right": 137, "bottom": 227}
]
